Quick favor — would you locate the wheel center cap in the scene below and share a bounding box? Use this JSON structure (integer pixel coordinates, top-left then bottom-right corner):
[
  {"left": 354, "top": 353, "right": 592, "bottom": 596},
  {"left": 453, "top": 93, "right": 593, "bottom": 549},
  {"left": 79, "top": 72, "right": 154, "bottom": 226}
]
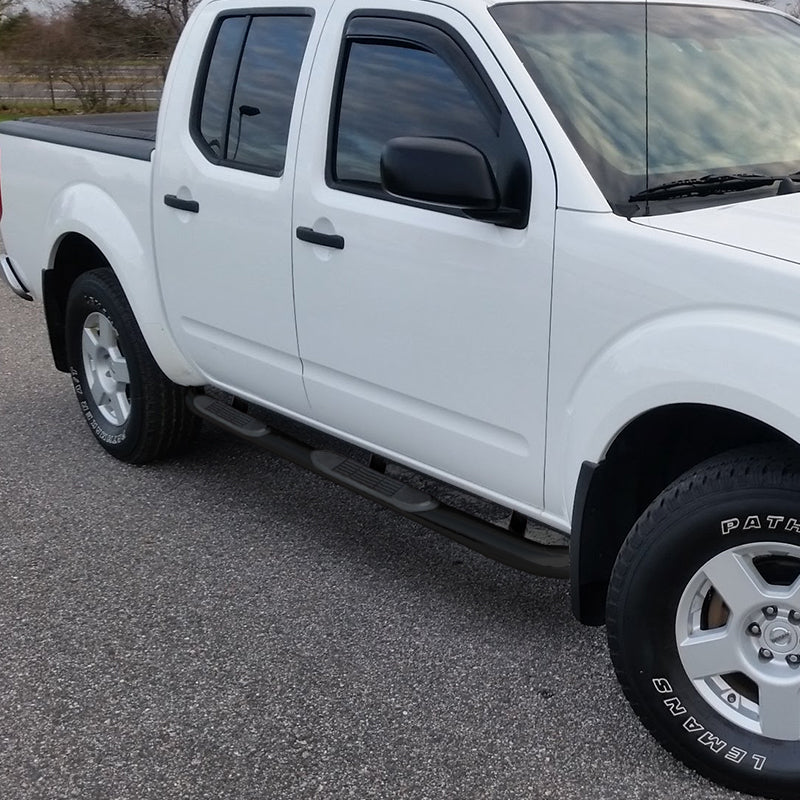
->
[{"left": 765, "top": 622, "right": 798, "bottom": 654}]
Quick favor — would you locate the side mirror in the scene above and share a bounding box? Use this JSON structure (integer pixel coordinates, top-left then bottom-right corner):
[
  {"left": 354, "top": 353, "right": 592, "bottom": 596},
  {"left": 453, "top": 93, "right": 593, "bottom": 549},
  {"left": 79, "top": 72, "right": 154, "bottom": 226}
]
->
[{"left": 380, "top": 136, "right": 500, "bottom": 211}]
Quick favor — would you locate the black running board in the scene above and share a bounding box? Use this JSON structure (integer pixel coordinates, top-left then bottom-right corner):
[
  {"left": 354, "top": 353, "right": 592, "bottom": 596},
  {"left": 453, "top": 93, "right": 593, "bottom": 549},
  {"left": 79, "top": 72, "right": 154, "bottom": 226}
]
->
[{"left": 190, "top": 393, "right": 569, "bottom": 579}]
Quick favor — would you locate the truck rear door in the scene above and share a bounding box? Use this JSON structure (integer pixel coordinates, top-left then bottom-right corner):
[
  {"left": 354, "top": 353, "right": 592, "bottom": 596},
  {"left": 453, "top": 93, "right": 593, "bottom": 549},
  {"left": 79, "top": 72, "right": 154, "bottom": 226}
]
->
[{"left": 152, "top": 0, "right": 329, "bottom": 412}]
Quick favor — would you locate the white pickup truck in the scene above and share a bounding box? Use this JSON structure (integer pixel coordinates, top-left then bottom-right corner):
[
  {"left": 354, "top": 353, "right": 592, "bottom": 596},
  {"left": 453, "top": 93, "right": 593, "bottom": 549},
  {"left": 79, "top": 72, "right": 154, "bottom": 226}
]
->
[{"left": 4, "top": 0, "right": 800, "bottom": 794}]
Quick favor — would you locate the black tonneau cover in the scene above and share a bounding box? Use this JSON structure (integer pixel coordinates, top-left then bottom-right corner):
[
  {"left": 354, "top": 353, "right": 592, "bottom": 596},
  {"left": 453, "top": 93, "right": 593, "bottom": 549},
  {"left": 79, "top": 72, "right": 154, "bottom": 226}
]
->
[{"left": 0, "top": 111, "right": 158, "bottom": 161}]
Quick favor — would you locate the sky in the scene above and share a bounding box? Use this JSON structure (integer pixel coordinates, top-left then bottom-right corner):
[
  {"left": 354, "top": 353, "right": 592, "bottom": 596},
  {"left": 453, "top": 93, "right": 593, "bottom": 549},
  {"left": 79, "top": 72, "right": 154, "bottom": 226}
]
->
[{"left": 12, "top": 0, "right": 798, "bottom": 16}]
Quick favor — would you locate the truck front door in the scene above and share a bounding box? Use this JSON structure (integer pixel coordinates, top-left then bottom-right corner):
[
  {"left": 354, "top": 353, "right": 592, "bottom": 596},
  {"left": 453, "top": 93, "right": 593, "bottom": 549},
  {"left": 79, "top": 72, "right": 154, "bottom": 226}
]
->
[{"left": 292, "top": 1, "right": 557, "bottom": 509}]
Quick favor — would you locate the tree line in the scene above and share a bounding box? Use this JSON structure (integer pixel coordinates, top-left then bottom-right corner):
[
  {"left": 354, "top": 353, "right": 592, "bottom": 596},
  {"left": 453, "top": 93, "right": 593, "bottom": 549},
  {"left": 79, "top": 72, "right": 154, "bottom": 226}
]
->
[
  {"left": 0, "top": 0, "right": 197, "bottom": 111},
  {"left": 0, "top": 0, "right": 795, "bottom": 114}
]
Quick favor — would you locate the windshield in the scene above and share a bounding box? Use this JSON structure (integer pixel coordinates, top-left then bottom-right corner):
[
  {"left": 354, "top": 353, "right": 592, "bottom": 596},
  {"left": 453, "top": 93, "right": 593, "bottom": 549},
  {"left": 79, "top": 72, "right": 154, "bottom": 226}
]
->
[{"left": 491, "top": 2, "right": 800, "bottom": 215}]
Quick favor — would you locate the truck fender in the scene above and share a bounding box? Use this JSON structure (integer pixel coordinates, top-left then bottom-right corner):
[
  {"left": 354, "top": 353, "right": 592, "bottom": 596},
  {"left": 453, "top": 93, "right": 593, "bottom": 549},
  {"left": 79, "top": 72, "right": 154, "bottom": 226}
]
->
[
  {"left": 556, "top": 308, "right": 800, "bottom": 520},
  {"left": 559, "top": 309, "right": 800, "bottom": 622},
  {"left": 45, "top": 183, "right": 203, "bottom": 385}
]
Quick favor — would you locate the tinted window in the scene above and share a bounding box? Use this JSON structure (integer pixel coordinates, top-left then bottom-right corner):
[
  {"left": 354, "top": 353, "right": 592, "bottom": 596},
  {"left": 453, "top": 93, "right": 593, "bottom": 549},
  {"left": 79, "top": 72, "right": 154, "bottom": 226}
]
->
[
  {"left": 334, "top": 42, "right": 503, "bottom": 187},
  {"left": 196, "top": 13, "right": 313, "bottom": 174},
  {"left": 227, "top": 16, "right": 313, "bottom": 171},
  {"left": 492, "top": 2, "right": 800, "bottom": 215},
  {"left": 199, "top": 16, "right": 248, "bottom": 158}
]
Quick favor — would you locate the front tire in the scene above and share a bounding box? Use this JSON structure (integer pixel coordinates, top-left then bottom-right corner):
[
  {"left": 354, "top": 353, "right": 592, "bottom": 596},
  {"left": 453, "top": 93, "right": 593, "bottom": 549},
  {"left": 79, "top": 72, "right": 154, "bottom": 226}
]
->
[
  {"left": 608, "top": 448, "right": 800, "bottom": 799},
  {"left": 65, "top": 268, "right": 198, "bottom": 463}
]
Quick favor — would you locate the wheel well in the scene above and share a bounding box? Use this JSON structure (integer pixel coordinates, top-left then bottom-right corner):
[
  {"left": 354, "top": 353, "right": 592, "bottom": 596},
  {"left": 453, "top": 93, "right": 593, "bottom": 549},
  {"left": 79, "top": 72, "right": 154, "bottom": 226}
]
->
[
  {"left": 571, "top": 404, "right": 793, "bottom": 625},
  {"left": 43, "top": 233, "right": 111, "bottom": 372}
]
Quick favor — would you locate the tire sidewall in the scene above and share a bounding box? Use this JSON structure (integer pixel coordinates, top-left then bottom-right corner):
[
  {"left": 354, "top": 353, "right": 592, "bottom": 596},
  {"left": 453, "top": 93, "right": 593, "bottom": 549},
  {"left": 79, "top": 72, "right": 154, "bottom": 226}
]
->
[
  {"left": 613, "top": 490, "right": 800, "bottom": 796},
  {"left": 66, "top": 273, "right": 143, "bottom": 461}
]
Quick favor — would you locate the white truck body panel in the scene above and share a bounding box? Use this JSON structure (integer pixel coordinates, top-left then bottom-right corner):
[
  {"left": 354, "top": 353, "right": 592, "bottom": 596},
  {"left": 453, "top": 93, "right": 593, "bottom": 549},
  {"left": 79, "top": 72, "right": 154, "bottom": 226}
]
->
[
  {"left": 0, "top": 132, "right": 204, "bottom": 383},
  {"left": 150, "top": 0, "right": 341, "bottom": 412},
  {"left": 547, "top": 202, "right": 800, "bottom": 522},
  {"left": 0, "top": 0, "right": 798, "bottom": 532},
  {"left": 292, "top": 0, "right": 556, "bottom": 509}
]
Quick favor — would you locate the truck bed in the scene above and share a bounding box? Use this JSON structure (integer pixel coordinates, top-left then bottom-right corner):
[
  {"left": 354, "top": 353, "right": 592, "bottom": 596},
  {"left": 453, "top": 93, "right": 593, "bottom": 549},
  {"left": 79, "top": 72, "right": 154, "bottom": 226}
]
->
[{"left": 0, "top": 111, "right": 157, "bottom": 161}]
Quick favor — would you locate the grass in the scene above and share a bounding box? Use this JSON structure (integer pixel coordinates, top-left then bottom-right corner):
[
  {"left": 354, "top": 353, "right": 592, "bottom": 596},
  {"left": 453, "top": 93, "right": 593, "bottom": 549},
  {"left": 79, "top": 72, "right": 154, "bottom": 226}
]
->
[
  {"left": 0, "top": 103, "right": 75, "bottom": 122},
  {"left": 0, "top": 102, "right": 156, "bottom": 122}
]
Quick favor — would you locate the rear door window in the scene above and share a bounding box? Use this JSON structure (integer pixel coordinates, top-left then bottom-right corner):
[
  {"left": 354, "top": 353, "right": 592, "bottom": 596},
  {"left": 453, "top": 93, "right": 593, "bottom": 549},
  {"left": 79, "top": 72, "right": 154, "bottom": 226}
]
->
[{"left": 195, "top": 12, "right": 313, "bottom": 175}]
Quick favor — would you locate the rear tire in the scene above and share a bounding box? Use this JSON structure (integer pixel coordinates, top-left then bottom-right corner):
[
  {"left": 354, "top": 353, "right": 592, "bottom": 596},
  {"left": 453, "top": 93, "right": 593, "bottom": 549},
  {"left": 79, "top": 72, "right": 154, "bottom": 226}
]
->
[
  {"left": 607, "top": 447, "right": 800, "bottom": 799},
  {"left": 65, "top": 268, "right": 199, "bottom": 463}
]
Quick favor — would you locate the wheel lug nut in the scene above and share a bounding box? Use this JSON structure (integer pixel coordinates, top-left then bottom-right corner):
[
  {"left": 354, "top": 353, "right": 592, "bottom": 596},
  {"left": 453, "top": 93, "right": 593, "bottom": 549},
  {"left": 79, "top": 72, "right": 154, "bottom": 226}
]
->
[
  {"left": 748, "top": 623, "right": 762, "bottom": 636},
  {"left": 760, "top": 648, "right": 774, "bottom": 660},
  {"left": 726, "top": 693, "right": 736, "bottom": 703},
  {"left": 790, "top": 611, "right": 800, "bottom": 624},
  {"left": 764, "top": 606, "right": 779, "bottom": 618},
  {"left": 786, "top": 654, "right": 800, "bottom": 665}
]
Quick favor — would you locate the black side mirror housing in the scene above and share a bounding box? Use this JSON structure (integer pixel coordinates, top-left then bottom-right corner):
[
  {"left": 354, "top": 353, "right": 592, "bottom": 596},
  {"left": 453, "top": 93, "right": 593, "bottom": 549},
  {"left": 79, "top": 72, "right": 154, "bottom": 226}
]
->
[{"left": 380, "top": 136, "right": 500, "bottom": 212}]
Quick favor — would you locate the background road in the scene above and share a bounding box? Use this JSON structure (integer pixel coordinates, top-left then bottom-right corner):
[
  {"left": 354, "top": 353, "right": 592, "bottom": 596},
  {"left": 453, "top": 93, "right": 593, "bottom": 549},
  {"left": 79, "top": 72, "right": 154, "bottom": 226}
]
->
[
  {"left": 0, "top": 262, "right": 750, "bottom": 799},
  {"left": 0, "top": 65, "right": 163, "bottom": 108}
]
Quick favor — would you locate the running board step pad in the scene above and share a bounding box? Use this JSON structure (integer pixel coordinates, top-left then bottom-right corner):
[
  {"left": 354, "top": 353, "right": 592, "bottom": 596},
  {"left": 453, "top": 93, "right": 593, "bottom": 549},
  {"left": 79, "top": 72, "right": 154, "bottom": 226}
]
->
[
  {"left": 192, "top": 395, "right": 269, "bottom": 437},
  {"left": 311, "top": 451, "right": 438, "bottom": 513},
  {"left": 188, "top": 392, "right": 569, "bottom": 579},
  {"left": 191, "top": 396, "right": 437, "bottom": 513}
]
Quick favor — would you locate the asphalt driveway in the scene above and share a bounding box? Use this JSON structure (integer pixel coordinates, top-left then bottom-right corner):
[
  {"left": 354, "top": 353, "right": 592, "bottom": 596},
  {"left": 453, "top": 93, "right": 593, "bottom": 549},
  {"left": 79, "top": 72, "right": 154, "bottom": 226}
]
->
[{"left": 0, "top": 273, "right": 751, "bottom": 800}]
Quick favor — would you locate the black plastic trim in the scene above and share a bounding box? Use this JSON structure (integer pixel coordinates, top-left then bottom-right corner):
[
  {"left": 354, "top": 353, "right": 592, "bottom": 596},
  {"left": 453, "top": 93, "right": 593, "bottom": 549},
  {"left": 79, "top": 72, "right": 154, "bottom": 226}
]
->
[
  {"left": 311, "top": 450, "right": 438, "bottom": 513},
  {"left": 0, "top": 119, "right": 154, "bottom": 161},
  {"left": 189, "top": 392, "right": 569, "bottom": 579},
  {"left": 24, "top": 112, "right": 158, "bottom": 140},
  {"left": 295, "top": 226, "right": 344, "bottom": 249},
  {"left": 164, "top": 194, "right": 200, "bottom": 213},
  {"left": 570, "top": 460, "right": 607, "bottom": 625},
  {"left": 0, "top": 255, "right": 33, "bottom": 300},
  {"left": 42, "top": 269, "right": 69, "bottom": 372}
]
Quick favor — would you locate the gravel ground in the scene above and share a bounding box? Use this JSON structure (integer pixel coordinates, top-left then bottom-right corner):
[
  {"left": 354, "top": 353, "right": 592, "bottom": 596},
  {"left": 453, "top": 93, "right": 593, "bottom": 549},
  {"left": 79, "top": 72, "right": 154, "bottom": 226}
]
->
[{"left": 0, "top": 256, "right": 753, "bottom": 799}]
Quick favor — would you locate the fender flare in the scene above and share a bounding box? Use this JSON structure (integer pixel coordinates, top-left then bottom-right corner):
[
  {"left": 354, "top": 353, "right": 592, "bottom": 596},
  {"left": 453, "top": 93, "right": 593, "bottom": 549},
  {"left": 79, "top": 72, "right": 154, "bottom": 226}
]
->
[
  {"left": 559, "top": 310, "right": 800, "bottom": 622},
  {"left": 45, "top": 183, "right": 203, "bottom": 384}
]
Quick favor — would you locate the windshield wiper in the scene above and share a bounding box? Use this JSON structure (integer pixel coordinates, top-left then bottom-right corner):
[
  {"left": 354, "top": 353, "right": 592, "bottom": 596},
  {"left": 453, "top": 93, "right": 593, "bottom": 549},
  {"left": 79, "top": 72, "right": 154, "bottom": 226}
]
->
[{"left": 630, "top": 173, "right": 784, "bottom": 202}]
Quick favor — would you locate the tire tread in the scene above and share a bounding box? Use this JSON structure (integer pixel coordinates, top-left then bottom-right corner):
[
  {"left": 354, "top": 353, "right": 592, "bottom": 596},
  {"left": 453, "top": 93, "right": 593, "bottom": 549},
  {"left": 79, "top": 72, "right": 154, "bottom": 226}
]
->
[
  {"left": 607, "top": 444, "right": 800, "bottom": 799},
  {"left": 66, "top": 268, "right": 199, "bottom": 464}
]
